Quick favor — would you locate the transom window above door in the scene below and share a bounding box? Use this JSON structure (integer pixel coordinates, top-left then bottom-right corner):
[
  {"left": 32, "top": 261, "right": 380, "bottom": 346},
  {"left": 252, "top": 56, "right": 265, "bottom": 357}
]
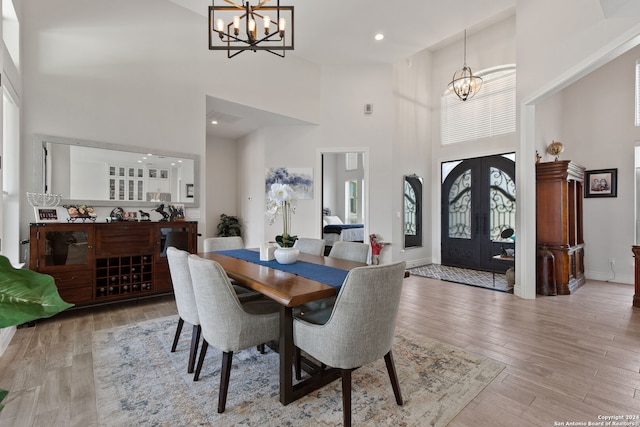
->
[{"left": 441, "top": 65, "right": 516, "bottom": 145}]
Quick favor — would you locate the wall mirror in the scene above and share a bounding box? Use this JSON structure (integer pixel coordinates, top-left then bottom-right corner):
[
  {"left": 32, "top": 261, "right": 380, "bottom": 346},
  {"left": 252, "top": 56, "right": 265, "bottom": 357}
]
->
[
  {"left": 404, "top": 174, "right": 422, "bottom": 248},
  {"left": 33, "top": 134, "right": 200, "bottom": 208}
]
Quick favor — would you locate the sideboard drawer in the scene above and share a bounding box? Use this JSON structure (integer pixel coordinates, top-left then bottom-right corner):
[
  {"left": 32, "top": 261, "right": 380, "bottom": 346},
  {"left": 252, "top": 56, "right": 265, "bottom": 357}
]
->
[
  {"left": 95, "top": 224, "right": 154, "bottom": 256},
  {"left": 49, "top": 269, "right": 93, "bottom": 289}
]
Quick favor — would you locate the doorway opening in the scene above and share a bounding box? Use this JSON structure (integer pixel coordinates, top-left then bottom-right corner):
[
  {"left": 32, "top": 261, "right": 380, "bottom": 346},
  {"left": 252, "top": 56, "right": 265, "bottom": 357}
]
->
[
  {"left": 319, "top": 150, "right": 368, "bottom": 256},
  {"left": 441, "top": 153, "right": 515, "bottom": 273}
]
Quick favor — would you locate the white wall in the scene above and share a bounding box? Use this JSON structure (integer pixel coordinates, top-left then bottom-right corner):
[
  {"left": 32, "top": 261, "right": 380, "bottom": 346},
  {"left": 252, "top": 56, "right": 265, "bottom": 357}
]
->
[
  {"left": 322, "top": 153, "right": 338, "bottom": 216},
  {"left": 559, "top": 45, "right": 640, "bottom": 283},
  {"left": 205, "top": 135, "right": 238, "bottom": 239},
  {"left": 229, "top": 65, "right": 394, "bottom": 259},
  {"left": 20, "top": 0, "right": 321, "bottom": 247},
  {"left": 517, "top": 0, "right": 640, "bottom": 297},
  {"left": 391, "top": 45, "right": 432, "bottom": 267},
  {"left": 319, "top": 65, "right": 394, "bottom": 263}
]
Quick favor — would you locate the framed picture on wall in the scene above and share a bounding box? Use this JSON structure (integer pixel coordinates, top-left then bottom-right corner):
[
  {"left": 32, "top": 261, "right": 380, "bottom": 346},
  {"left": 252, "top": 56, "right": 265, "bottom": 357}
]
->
[{"left": 585, "top": 168, "right": 617, "bottom": 198}]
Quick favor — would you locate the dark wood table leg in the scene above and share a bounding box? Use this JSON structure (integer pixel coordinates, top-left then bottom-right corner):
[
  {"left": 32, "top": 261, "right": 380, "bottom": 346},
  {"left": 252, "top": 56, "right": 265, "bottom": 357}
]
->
[
  {"left": 280, "top": 305, "right": 294, "bottom": 404},
  {"left": 279, "top": 304, "right": 342, "bottom": 405}
]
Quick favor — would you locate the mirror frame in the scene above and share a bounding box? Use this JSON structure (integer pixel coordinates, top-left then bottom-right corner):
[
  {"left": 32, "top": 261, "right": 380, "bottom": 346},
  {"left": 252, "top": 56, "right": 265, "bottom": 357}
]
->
[
  {"left": 403, "top": 174, "right": 423, "bottom": 249},
  {"left": 32, "top": 134, "right": 200, "bottom": 208}
]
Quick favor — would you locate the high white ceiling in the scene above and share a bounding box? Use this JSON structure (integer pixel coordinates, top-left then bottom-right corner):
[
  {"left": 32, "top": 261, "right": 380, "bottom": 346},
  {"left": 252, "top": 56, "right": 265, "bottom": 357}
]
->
[
  {"left": 171, "top": 0, "right": 516, "bottom": 65},
  {"left": 169, "top": 0, "right": 518, "bottom": 139}
]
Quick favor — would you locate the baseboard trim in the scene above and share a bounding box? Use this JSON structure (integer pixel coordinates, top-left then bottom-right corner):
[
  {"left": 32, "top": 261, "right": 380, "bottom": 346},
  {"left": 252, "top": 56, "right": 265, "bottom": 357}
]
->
[
  {"left": 584, "top": 270, "right": 633, "bottom": 285},
  {"left": 405, "top": 258, "right": 431, "bottom": 269}
]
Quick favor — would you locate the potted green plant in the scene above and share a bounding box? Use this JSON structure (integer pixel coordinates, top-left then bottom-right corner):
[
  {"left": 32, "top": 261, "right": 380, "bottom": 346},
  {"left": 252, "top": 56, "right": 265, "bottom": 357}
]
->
[
  {"left": 216, "top": 214, "right": 242, "bottom": 237},
  {"left": 0, "top": 255, "right": 74, "bottom": 412}
]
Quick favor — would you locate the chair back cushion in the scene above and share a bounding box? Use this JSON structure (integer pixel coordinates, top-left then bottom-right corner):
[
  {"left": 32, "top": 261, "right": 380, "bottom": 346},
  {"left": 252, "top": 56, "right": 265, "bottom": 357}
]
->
[
  {"left": 187, "top": 254, "right": 278, "bottom": 351},
  {"left": 328, "top": 241, "right": 369, "bottom": 263},
  {"left": 294, "top": 261, "right": 406, "bottom": 369},
  {"left": 203, "top": 236, "right": 244, "bottom": 252},
  {"left": 293, "top": 238, "right": 325, "bottom": 256},
  {"left": 166, "top": 247, "right": 199, "bottom": 326}
]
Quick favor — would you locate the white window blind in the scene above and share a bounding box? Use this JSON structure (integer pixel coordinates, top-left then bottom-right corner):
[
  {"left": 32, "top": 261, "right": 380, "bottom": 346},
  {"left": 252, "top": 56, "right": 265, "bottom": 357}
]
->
[
  {"left": 441, "top": 67, "right": 516, "bottom": 145},
  {"left": 635, "top": 60, "right": 640, "bottom": 127}
]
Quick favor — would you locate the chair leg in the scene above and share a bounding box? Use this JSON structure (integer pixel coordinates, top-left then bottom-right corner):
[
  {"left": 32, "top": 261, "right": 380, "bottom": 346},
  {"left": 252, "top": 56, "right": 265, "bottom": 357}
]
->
[
  {"left": 257, "top": 343, "right": 265, "bottom": 354},
  {"left": 218, "top": 351, "right": 234, "bottom": 413},
  {"left": 171, "top": 317, "right": 184, "bottom": 352},
  {"left": 294, "top": 346, "right": 301, "bottom": 380},
  {"left": 384, "top": 351, "right": 403, "bottom": 405},
  {"left": 188, "top": 325, "right": 201, "bottom": 374},
  {"left": 193, "top": 339, "right": 208, "bottom": 381},
  {"left": 341, "top": 369, "right": 353, "bottom": 427}
]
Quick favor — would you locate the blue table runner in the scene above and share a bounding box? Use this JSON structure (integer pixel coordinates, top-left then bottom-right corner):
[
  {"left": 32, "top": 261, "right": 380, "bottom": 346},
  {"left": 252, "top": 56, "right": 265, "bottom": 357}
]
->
[{"left": 216, "top": 249, "right": 349, "bottom": 289}]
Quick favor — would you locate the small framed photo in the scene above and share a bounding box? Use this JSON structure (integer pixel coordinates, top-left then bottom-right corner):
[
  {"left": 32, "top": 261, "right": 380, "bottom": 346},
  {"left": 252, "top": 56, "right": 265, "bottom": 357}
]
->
[
  {"left": 585, "top": 168, "right": 617, "bottom": 198},
  {"left": 34, "top": 207, "right": 59, "bottom": 222},
  {"left": 186, "top": 184, "right": 194, "bottom": 198}
]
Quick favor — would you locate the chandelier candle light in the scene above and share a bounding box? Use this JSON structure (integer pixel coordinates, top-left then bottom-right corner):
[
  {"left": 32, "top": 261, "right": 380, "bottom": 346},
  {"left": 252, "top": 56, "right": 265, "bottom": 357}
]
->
[
  {"left": 209, "top": 0, "right": 294, "bottom": 58},
  {"left": 448, "top": 29, "right": 483, "bottom": 101}
]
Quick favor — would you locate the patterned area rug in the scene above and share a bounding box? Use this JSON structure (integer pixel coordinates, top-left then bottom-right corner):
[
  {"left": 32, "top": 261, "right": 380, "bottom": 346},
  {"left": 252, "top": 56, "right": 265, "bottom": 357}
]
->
[
  {"left": 409, "top": 264, "right": 514, "bottom": 293},
  {"left": 93, "top": 316, "right": 504, "bottom": 426}
]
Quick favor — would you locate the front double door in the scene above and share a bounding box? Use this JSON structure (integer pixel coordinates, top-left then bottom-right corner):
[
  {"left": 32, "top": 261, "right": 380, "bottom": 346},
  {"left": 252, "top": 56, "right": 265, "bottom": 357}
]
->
[{"left": 441, "top": 155, "right": 516, "bottom": 272}]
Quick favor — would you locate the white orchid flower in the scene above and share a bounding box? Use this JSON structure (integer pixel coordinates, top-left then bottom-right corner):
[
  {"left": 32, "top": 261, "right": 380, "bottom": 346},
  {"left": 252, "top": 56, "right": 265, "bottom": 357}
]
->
[{"left": 269, "top": 183, "right": 296, "bottom": 205}]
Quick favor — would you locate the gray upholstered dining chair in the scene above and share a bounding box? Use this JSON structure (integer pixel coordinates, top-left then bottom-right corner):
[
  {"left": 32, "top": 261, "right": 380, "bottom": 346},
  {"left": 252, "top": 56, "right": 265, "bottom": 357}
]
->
[
  {"left": 293, "top": 237, "right": 326, "bottom": 256},
  {"left": 166, "top": 247, "right": 201, "bottom": 374},
  {"left": 203, "top": 236, "right": 261, "bottom": 301},
  {"left": 300, "top": 240, "right": 370, "bottom": 315},
  {"left": 293, "top": 261, "right": 406, "bottom": 427},
  {"left": 328, "top": 241, "right": 369, "bottom": 263},
  {"left": 187, "top": 254, "right": 281, "bottom": 413},
  {"left": 203, "top": 236, "right": 244, "bottom": 252}
]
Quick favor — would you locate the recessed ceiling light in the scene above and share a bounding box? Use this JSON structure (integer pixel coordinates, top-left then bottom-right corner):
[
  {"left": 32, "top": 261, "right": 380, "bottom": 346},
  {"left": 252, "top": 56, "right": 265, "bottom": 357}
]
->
[
  {"left": 374, "top": 33, "right": 384, "bottom": 41},
  {"left": 211, "top": 120, "right": 218, "bottom": 125}
]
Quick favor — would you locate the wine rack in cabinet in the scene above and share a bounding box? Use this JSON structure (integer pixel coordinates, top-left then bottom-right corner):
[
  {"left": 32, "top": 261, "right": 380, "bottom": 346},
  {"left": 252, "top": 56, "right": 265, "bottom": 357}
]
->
[
  {"left": 95, "top": 254, "right": 153, "bottom": 298},
  {"left": 29, "top": 221, "right": 198, "bottom": 308}
]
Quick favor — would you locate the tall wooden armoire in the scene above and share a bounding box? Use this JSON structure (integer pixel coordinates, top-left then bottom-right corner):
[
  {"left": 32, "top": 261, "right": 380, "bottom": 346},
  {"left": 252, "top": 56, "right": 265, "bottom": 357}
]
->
[{"left": 536, "top": 160, "right": 586, "bottom": 294}]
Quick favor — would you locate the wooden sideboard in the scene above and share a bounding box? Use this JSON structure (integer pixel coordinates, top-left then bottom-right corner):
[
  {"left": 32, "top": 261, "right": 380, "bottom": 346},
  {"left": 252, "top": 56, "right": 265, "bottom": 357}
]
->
[
  {"left": 536, "top": 161, "right": 586, "bottom": 295},
  {"left": 29, "top": 221, "right": 197, "bottom": 307}
]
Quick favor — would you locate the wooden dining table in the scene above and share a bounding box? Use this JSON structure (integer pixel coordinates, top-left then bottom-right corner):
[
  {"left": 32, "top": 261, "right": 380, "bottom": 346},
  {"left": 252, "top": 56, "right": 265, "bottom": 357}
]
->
[{"left": 198, "top": 249, "right": 367, "bottom": 405}]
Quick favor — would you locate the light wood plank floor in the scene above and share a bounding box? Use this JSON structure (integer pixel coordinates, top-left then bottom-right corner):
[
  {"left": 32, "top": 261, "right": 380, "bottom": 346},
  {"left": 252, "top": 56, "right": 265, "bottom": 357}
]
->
[{"left": 0, "top": 276, "right": 639, "bottom": 426}]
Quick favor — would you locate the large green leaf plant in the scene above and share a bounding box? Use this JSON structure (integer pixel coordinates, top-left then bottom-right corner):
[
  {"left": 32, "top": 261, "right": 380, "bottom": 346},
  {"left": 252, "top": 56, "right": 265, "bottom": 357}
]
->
[
  {"left": 0, "top": 255, "right": 74, "bottom": 412},
  {"left": 0, "top": 255, "right": 74, "bottom": 327}
]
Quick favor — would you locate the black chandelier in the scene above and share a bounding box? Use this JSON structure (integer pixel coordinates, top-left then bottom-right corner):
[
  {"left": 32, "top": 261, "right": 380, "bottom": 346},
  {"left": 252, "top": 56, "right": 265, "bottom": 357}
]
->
[{"left": 208, "top": 0, "right": 294, "bottom": 58}]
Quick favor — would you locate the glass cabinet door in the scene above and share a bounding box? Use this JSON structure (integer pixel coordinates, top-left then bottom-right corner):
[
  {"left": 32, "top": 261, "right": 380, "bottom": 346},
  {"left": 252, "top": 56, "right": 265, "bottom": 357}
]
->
[
  {"left": 39, "top": 225, "right": 94, "bottom": 268},
  {"left": 158, "top": 226, "right": 190, "bottom": 257}
]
